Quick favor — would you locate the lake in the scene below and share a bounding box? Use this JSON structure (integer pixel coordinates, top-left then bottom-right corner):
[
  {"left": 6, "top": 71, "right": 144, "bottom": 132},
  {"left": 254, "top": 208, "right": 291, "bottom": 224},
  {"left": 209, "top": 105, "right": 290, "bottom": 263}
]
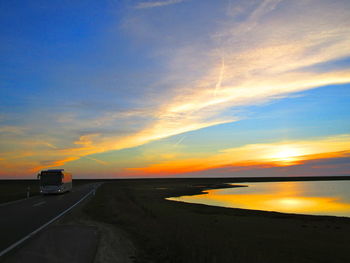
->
[{"left": 168, "top": 181, "right": 350, "bottom": 217}]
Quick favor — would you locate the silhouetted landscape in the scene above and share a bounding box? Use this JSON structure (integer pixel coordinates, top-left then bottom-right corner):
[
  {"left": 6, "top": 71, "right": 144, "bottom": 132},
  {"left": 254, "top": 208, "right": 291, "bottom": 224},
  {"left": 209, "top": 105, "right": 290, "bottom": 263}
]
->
[
  {"left": 1, "top": 0, "right": 350, "bottom": 262},
  {"left": 84, "top": 177, "right": 350, "bottom": 262},
  {"left": 2, "top": 177, "right": 350, "bottom": 262}
]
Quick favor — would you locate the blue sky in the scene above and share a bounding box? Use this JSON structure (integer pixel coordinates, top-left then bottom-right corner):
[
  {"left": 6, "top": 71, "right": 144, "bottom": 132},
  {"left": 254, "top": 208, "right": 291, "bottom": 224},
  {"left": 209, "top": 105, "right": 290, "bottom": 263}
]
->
[{"left": 0, "top": 0, "right": 350, "bottom": 178}]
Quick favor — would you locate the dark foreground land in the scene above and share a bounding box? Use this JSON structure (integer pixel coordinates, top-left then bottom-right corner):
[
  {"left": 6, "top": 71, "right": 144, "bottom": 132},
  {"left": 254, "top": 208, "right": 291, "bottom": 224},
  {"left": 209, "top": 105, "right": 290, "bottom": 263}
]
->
[
  {"left": 0, "top": 180, "right": 40, "bottom": 204},
  {"left": 83, "top": 177, "right": 350, "bottom": 263},
  {"left": 2, "top": 176, "right": 350, "bottom": 263},
  {"left": 0, "top": 179, "right": 96, "bottom": 204}
]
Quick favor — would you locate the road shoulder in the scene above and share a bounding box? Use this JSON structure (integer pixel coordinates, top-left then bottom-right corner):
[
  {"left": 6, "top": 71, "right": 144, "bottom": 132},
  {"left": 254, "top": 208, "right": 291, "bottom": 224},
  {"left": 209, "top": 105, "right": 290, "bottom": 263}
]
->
[{"left": 1, "top": 187, "right": 137, "bottom": 263}]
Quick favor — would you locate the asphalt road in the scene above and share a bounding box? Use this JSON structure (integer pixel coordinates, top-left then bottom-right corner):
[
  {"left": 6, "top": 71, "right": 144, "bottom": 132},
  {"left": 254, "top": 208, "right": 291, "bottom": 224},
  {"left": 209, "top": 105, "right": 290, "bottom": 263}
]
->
[{"left": 0, "top": 183, "right": 99, "bottom": 255}]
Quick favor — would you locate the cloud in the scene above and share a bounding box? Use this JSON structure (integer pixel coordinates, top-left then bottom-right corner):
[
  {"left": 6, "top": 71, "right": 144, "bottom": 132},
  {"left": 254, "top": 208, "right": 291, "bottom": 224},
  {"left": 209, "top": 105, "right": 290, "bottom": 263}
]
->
[
  {"left": 160, "top": 0, "right": 350, "bottom": 119},
  {"left": 181, "top": 156, "right": 350, "bottom": 178},
  {"left": 135, "top": 0, "right": 186, "bottom": 9},
  {"left": 128, "top": 134, "right": 350, "bottom": 175},
  {"left": 1, "top": 0, "right": 350, "bottom": 176},
  {"left": 0, "top": 126, "right": 27, "bottom": 135}
]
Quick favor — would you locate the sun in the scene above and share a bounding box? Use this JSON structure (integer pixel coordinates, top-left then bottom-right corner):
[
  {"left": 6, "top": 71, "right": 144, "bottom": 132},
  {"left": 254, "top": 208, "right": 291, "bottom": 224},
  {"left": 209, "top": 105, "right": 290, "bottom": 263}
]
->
[{"left": 268, "top": 145, "right": 302, "bottom": 165}]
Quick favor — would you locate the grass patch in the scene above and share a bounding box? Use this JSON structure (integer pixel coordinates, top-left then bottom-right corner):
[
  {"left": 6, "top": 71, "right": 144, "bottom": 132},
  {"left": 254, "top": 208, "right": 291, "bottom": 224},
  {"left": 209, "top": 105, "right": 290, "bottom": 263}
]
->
[
  {"left": 0, "top": 180, "right": 40, "bottom": 203},
  {"left": 84, "top": 178, "right": 350, "bottom": 263}
]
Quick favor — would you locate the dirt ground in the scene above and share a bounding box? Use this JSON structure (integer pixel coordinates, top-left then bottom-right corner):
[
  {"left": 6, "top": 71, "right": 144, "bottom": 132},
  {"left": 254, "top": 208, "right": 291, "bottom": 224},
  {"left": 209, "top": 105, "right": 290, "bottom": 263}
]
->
[{"left": 50, "top": 193, "right": 137, "bottom": 263}]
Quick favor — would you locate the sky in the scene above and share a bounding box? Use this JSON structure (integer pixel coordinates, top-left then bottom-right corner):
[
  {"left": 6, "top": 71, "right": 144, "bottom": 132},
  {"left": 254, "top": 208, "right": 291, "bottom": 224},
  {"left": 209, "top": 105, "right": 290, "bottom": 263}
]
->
[{"left": 0, "top": 0, "right": 350, "bottom": 179}]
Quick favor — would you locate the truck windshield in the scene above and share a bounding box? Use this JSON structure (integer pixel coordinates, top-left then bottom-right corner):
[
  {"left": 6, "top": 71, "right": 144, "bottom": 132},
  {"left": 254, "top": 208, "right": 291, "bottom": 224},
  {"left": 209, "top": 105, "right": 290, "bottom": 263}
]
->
[{"left": 40, "top": 172, "right": 62, "bottom": 185}]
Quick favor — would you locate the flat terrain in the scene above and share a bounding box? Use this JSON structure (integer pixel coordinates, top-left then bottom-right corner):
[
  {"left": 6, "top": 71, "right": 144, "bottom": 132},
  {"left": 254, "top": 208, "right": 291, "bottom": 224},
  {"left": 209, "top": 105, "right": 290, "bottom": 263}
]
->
[
  {"left": 0, "top": 179, "right": 95, "bottom": 204},
  {"left": 0, "top": 180, "right": 40, "bottom": 204},
  {"left": 84, "top": 177, "right": 350, "bottom": 263},
  {"left": 2, "top": 177, "right": 350, "bottom": 263}
]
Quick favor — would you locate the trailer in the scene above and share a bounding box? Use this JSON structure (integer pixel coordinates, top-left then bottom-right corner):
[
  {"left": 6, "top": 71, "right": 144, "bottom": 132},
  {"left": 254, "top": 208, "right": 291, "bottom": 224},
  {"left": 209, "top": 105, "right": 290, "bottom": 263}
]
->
[{"left": 37, "top": 169, "right": 72, "bottom": 194}]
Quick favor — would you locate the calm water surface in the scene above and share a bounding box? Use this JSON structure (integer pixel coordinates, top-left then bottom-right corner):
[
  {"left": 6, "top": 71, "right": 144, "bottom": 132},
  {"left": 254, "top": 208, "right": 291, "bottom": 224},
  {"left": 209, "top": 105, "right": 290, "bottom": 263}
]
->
[{"left": 168, "top": 181, "right": 350, "bottom": 217}]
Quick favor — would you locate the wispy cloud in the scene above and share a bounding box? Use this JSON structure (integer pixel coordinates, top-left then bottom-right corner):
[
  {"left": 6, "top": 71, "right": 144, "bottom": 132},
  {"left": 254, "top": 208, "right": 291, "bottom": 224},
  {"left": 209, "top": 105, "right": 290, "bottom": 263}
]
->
[
  {"left": 128, "top": 134, "right": 350, "bottom": 175},
  {"left": 161, "top": 0, "right": 350, "bottom": 119},
  {"left": 135, "top": 0, "right": 186, "bottom": 9},
  {"left": 0, "top": 126, "right": 27, "bottom": 135},
  {"left": 1, "top": 0, "right": 350, "bottom": 176}
]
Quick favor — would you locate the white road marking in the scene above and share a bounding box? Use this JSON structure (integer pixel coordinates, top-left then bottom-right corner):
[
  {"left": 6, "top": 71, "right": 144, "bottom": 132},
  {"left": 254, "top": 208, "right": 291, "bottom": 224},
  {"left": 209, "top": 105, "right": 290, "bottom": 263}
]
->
[
  {"left": 32, "top": 201, "right": 46, "bottom": 207},
  {"left": 0, "top": 187, "right": 98, "bottom": 258}
]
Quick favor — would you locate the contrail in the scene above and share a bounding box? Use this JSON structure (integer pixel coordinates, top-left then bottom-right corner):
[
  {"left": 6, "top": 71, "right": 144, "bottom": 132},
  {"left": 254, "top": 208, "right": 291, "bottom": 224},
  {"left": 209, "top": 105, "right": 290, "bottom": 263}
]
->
[
  {"left": 44, "top": 142, "right": 57, "bottom": 149},
  {"left": 84, "top": 156, "right": 108, "bottom": 165},
  {"left": 174, "top": 135, "right": 186, "bottom": 146},
  {"left": 214, "top": 56, "right": 225, "bottom": 97}
]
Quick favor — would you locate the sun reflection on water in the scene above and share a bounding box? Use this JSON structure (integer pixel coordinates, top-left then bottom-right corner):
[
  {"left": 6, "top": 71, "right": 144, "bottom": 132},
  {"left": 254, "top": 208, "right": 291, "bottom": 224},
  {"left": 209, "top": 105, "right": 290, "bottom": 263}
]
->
[{"left": 169, "top": 181, "right": 350, "bottom": 217}]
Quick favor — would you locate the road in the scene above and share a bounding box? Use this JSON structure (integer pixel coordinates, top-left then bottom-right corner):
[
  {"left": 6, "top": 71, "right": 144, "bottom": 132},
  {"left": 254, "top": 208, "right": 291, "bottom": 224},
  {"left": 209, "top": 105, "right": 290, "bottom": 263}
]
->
[{"left": 0, "top": 183, "right": 99, "bottom": 256}]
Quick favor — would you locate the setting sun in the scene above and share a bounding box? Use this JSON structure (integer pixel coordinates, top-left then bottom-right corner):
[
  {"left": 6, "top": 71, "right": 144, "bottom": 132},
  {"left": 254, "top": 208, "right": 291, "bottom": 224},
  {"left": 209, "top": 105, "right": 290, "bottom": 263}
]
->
[
  {"left": 1, "top": 1, "right": 350, "bottom": 263},
  {"left": 0, "top": 0, "right": 349, "bottom": 180},
  {"left": 268, "top": 146, "right": 302, "bottom": 165}
]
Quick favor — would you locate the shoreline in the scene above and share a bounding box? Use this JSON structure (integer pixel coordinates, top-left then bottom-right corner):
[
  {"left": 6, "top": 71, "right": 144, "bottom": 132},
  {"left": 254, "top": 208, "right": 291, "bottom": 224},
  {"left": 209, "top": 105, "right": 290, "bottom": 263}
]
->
[
  {"left": 160, "top": 177, "right": 350, "bottom": 221},
  {"left": 167, "top": 179, "right": 350, "bottom": 223},
  {"left": 1, "top": 175, "right": 349, "bottom": 182},
  {"left": 3, "top": 177, "right": 350, "bottom": 262},
  {"left": 83, "top": 178, "right": 350, "bottom": 262}
]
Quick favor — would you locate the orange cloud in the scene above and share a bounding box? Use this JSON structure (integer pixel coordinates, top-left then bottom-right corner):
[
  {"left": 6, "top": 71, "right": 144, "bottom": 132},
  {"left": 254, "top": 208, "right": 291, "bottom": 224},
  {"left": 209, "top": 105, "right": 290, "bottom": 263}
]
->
[
  {"left": 31, "top": 156, "right": 80, "bottom": 173},
  {"left": 2, "top": 1, "right": 350, "bottom": 176},
  {"left": 128, "top": 135, "right": 350, "bottom": 175}
]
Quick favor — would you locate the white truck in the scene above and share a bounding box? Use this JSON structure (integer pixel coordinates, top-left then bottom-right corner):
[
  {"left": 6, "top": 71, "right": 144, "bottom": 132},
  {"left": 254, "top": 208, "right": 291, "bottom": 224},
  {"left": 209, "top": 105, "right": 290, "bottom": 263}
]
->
[{"left": 38, "top": 169, "right": 72, "bottom": 194}]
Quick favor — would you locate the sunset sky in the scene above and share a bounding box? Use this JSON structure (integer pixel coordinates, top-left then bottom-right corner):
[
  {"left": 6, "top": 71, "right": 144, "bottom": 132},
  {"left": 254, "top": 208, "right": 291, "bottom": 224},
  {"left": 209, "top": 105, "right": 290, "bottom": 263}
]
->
[{"left": 1, "top": 0, "right": 350, "bottom": 178}]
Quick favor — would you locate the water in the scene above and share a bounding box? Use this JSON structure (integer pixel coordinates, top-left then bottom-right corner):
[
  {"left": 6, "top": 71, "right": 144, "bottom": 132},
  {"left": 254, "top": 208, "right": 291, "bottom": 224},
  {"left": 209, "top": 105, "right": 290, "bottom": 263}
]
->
[{"left": 168, "top": 181, "right": 350, "bottom": 217}]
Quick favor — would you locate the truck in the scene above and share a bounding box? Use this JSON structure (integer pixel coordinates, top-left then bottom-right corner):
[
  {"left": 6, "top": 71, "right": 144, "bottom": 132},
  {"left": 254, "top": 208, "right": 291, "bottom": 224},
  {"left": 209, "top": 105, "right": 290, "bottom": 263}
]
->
[{"left": 37, "top": 169, "right": 72, "bottom": 194}]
